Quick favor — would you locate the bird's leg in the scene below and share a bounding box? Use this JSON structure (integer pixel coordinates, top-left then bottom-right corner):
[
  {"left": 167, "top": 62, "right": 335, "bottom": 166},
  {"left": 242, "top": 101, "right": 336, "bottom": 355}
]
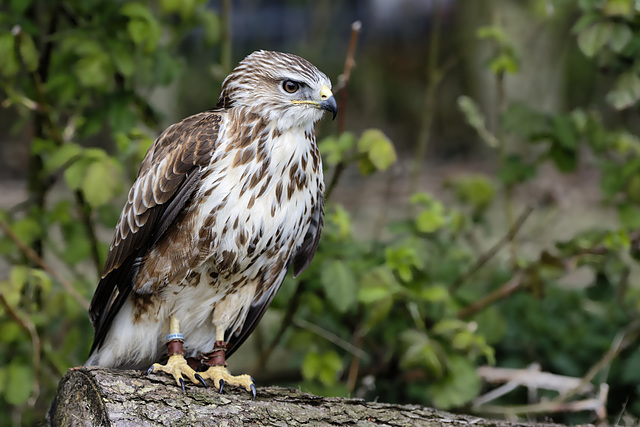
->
[
  {"left": 147, "top": 316, "right": 207, "bottom": 390},
  {"left": 199, "top": 327, "right": 256, "bottom": 397}
]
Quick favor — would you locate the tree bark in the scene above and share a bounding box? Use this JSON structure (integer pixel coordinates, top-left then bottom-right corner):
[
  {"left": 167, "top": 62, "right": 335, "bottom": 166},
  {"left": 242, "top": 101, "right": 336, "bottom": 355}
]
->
[{"left": 48, "top": 366, "right": 588, "bottom": 427}]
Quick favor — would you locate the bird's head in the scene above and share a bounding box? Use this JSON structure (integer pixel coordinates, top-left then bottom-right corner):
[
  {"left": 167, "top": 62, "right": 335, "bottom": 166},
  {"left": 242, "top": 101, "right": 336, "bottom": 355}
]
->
[{"left": 217, "top": 50, "right": 337, "bottom": 130}]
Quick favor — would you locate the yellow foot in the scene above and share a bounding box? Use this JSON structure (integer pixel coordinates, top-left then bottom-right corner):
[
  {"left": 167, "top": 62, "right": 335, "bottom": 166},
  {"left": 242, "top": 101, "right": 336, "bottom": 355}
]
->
[
  {"left": 200, "top": 365, "right": 256, "bottom": 398},
  {"left": 147, "top": 354, "right": 207, "bottom": 391}
]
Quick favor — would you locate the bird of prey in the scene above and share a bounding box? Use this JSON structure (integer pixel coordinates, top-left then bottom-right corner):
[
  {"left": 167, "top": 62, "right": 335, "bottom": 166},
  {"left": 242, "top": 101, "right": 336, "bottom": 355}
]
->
[{"left": 86, "top": 50, "right": 336, "bottom": 396}]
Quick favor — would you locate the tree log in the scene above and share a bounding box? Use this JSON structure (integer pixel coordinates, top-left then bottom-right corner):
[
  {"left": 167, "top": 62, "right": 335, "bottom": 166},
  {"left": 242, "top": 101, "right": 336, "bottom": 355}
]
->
[{"left": 48, "top": 366, "right": 590, "bottom": 427}]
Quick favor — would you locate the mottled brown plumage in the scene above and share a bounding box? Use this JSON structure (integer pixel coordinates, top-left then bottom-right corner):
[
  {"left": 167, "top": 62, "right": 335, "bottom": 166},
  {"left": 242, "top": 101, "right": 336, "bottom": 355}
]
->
[{"left": 86, "top": 51, "right": 336, "bottom": 392}]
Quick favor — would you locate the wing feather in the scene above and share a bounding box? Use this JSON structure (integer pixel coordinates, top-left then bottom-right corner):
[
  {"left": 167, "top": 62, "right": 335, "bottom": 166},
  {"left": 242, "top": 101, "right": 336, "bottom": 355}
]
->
[
  {"left": 88, "top": 111, "right": 222, "bottom": 354},
  {"left": 292, "top": 193, "right": 324, "bottom": 277}
]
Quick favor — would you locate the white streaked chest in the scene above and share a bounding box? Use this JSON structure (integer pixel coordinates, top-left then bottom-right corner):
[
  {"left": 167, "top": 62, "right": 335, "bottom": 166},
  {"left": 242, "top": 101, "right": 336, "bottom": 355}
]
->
[{"left": 193, "top": 122, "right": 323, "bottom": 274}]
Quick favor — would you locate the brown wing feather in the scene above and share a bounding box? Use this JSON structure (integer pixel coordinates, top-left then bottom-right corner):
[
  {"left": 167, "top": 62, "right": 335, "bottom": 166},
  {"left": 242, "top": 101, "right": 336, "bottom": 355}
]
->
[
  {"left": 88, "top": 111, "right": 222, "bottom": 353},
  {"left": 292, "top": 193, "right": 324, "bottom": 277}
]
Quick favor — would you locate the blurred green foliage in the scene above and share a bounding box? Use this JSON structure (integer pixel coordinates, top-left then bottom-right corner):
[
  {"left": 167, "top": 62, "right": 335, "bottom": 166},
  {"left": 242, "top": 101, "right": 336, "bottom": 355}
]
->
[
  {"left": 2, "top": 0, "right": 640, "bottom": 426},
  {"left": 0, "top": 0, "right": 219, "bottom": 424}
]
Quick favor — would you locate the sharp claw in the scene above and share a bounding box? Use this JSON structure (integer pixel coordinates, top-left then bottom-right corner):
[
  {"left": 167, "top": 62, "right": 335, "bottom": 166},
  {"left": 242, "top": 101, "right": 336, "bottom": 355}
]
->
[
  {"left": 195, "top": 373, "right": 207, "bottom": 388},
  {"left": 218, "top": 379, "right": 225, "bottom": 394},
  {"left": 250, "top": 383, "right": 257, "bottom": 400},
  {"left": 147, "top": 365, "right": 155, "bottom": 375},
  {"left": 179, "top": 377, "right": 186, "bottom": 393}
]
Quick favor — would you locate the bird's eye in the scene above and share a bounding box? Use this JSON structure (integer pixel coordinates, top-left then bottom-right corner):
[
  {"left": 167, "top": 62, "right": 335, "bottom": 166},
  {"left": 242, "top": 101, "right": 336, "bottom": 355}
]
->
[{"left": 282, "top": 80, "right": 300, "bottom": 93}]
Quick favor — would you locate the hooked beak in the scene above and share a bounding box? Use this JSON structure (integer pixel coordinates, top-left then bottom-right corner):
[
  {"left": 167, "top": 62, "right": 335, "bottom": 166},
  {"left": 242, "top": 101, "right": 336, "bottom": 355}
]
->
[
  {"left": 319, "top": 84, "right": 338, "bottom": 120},
  {"left": 291, "top": 84, "right": 338, "bottom": 120}
]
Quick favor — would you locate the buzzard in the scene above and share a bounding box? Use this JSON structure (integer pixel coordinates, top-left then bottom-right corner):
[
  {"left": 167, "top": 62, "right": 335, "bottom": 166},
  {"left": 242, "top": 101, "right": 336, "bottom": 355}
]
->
[{"left": 86, "top": 50, "right": 336, "bottom": 396}]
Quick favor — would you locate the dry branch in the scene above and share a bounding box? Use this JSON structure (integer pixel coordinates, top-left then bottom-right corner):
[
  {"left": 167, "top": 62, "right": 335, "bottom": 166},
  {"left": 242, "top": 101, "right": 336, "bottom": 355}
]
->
[{"left": 48, "top": 366, "right": 594, "bottom": 427}]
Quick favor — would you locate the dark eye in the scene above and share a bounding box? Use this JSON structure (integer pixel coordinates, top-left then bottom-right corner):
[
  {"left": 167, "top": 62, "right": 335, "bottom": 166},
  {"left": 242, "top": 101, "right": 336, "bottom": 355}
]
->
[{"left": 282, "top": 80, "right": 299, "bottom": 93}]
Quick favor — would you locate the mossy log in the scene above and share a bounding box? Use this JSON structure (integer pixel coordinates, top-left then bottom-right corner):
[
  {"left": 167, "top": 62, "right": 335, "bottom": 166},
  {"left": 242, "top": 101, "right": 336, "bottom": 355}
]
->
[{"left": 48, "top": 366, "right": 590, "bottom": 427}]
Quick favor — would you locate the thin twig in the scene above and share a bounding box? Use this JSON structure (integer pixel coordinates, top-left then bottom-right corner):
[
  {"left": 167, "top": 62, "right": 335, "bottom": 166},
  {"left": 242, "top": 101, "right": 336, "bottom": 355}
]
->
[
  {"left": 346, "top": 312, "right": 364, "bottom": 393},
  {"left": 409, "top": 0, "right": 443, "bottom": 195},
  {"left": 324, "top": 21, "right": 361, "bottom": 202},
  {"left": 451, "top": 205, "right": 533, "bottom": 293},
  {"left": 293, "top": 317, "right": 369, "bottom": 360},
  {"left": 457, "top": 271, "right": 523, "bottom": 319},
  {"left": 489, "top": 7, "right": 518, "bottom": 268},
  {"left": 0, "top": 219, "right": 90, "bottom": 310}
]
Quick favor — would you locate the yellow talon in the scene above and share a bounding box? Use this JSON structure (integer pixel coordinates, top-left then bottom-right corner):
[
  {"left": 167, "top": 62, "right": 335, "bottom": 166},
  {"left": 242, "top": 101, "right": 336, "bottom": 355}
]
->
[
  {"left": 148, "top": 354, "right": 201, "bottom": 389},
  {"left": 200, "top": 365, "right": 256, "bottom": 396}
]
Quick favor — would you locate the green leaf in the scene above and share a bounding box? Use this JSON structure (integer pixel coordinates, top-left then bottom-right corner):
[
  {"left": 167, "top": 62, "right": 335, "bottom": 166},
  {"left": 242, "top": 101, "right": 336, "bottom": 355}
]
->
[
  {"left": 476, "top": 25, "right": 508, "bottom": 44},
  {"left": 426, "top": 355, "right": 480, "bottom": 409},
  {"left": 326, "top": 204, "right": 351, "bottom": 241},
  {"left": 548, "top": 143, "right": 577, "bottom": 172},
  {"left": 108, "top": 96, "right": 137, "bottom": 133},
  {"left": 18, "top": 32, "right": 39, "bottom": 72},
  {"left": 617, "top": 203, "right": 640, "bottom": 228},
  {"left": 409, "top": 192, "right": 433, "bottom": 207},
  {"left": 416, "top": 207, "right": 445, "bottom": 233},
  {"left": 386, "top": 245, "right": 424, "bottom": 282},
  {"left": 551, "top": 115, "right": 578, "bottom": 149},
  {"left": 608, "top": 23, "right": 632, "bottom": 52},
  {"left": 577, "top": 21, "right": 613, "bottom": 57},
  {"left": 321, "top": 260, "right": 357, "bottom": 313},
  {"left": 364, "top": 296, "right": 394, "bottom": 331},
  {"left": 122, "top": 3, "right": 161, "bottom": 52},
  {"left": 0, "top": 33, "right": 19, "bottom": 77},
  {"left": 419, "top": 285, "right": 449, "bottom": 303},
  {"left": 10, "top": 265, "right": 29, "bottom": 290},
  {"left": 302, "top": 351, "right": 342, "bottom": 386},
  {"left": 432, "top": 318, "right": 467, "bottom": 336},
  {"left": 301, "top": 351, "right": 321, "bottom": 381},
  {"left": 11, "top": 217, "right": 41, "bottom": 248},
  {"left": 0, "top": 367, "right": 5, "bottom": 396},
  {"left": 81, "top": 158, "right": 121, "bottom": 207},
  {"left": 45, "top": 143, "right": 84, "bottom": 173},
  {"left": 10, "top": 0, "right": 32, "bottom": 14},
  {"left": 200, "top": 10, "right": 220, "bottom": 45},
  {"left": 318, "top": 132, "right": 355, "bottom": 167},
  {"left": 30, "top": 269, "right": 52, "bottom": 295},
  {"left": 473, "top": 307, "right": 507, "bottom": 344},
  {"left": 358, "top": 266, "right": 401, "bottom": 304},
  {"left": 458, "top": 96, "right": 499, "bottom": 148},
  {"left": 400, "top": 329, "right": 444, "bottom": 377},
  {"left": 571, "top": 12, "right": 601, "bottom": 33},
  {"left": 357, "top": 129, "right": 397, "bottom": 172},
  {"left": 602, "top": 0, "right": 634, "bottom": 17},
  {"left": 5, "top": 362, "right": 33, "bottom": 405},
  {"left": 318, "top": 351, "right": 342, "bottom": 386},
  {"left": 600, "top": 162, "right": 626, "bottom": 197},
  {"left": 64, "top": 157, "right": 93, "bottom": 190},
  {"left": 501, "top": 103, "right": 548, "bottom": 139},
  {"left": 447, "top": 174, "right": 495, "bottom": 213},
  {"left": 489, "top": 52, "right": 519, "bottom": 74},
  {"left": 606, "top": 72, "right": 640, "bottom": 110},
  {"left": 160, "top": 0, "right": 184, "bottom": 14},
  {"left": 109, "top": 41, "right": 135, "bottom": 77},
  {"left": 497, "top": 154, "right": 536, "bottom": 185},
  {"left": 75, "top": 52, "right": 112, "bottom": 88}
]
